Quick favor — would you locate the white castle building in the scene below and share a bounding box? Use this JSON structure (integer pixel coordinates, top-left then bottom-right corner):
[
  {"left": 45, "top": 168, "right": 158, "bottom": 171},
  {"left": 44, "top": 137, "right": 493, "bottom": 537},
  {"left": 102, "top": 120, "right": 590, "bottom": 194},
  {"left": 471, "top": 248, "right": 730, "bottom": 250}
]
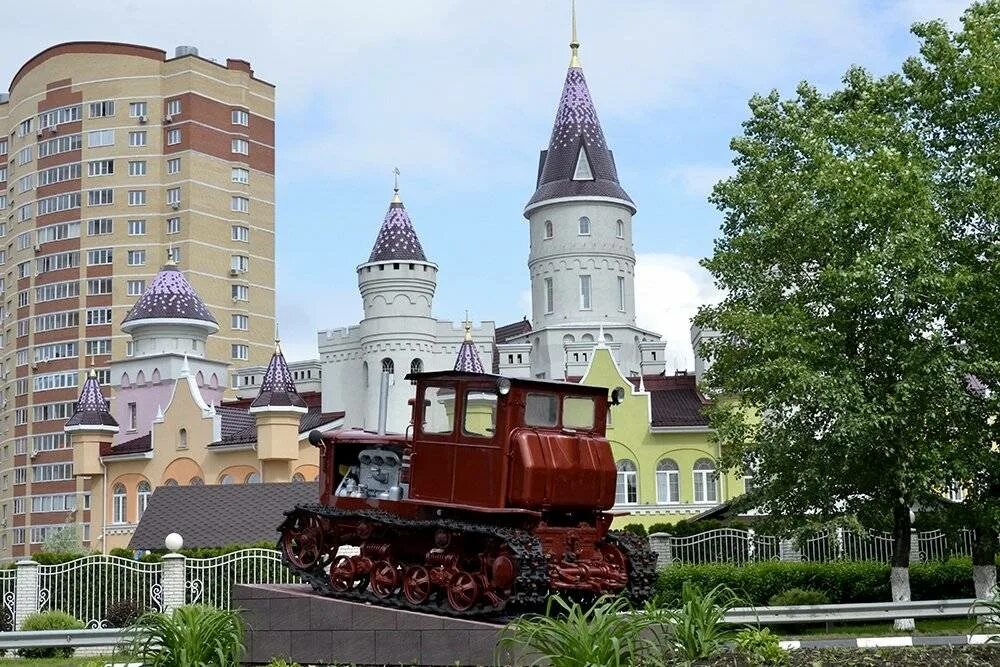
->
[
  {"left": 496, "top": 22, "right": 666, "bottom": 380},
  {"left": 318, "top": 185, "right": 494, "bottom": 432}
]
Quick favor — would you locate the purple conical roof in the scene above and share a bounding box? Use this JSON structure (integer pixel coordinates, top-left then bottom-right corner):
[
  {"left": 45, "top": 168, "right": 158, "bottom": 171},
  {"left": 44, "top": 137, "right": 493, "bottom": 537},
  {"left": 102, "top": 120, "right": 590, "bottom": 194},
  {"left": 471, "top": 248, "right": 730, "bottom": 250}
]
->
[
  {"left": 368, "top": 198, "right": 427, "bottom": 263},
  {"left": 65, "top": 371, "right": 118, "bottom": 429},
  {"left": 122, "top": 264, "right": 217, "bottom": 326},
  {"left": 251, "top": 343, "right": 307, "bottom": 409},
  {"left": 454, "top": 322, "right": 486, "bottom": 374},
  {"left": 526, "top": 66, "right": 633, "bottom": 211}
]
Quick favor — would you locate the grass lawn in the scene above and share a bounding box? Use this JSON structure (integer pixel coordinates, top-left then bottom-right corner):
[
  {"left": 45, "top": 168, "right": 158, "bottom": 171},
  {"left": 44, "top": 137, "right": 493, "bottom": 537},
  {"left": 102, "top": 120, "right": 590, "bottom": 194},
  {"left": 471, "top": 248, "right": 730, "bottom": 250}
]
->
[
  {"left": 0, "top": 656, "right": 131, "bottom": 666},
  {"left": 777, "top": 616, "right": 984, "bottom": 639}
]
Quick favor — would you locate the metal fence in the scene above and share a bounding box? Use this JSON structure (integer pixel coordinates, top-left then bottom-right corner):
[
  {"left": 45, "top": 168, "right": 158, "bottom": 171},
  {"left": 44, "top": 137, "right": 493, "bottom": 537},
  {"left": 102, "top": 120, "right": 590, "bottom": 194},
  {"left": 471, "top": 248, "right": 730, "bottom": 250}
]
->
[
  {"left": 653, "top": 528, "right": 978, "bottom": 566},
  {"left": 184, "top": 548, "right": 299, "bottom": 609}
]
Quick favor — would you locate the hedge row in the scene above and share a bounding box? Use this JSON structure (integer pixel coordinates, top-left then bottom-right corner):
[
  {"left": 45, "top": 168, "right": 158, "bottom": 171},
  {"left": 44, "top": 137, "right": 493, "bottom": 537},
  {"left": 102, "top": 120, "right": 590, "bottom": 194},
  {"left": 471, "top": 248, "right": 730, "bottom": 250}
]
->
[
  {"left": 656, "top": 558, "right": 996, "bottom": 605},
  {"left": 700, "top": 645, "right": 1000, "bottom": 666}
]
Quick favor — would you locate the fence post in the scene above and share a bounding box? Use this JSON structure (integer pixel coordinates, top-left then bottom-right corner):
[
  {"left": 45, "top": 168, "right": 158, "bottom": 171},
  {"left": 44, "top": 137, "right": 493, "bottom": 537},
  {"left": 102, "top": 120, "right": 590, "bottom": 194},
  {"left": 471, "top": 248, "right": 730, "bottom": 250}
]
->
[
  {"left": 779, "top": 538, "right": 801, "bottom": 562},
  {"left": 648, "top": 533, "right": 672, "bottom": 569},
  {"left": 14, "top": 560, "right": 39, "bottom": 630},
  {"left": 161, "top": 553, "right": 186, "bottom": 613}
]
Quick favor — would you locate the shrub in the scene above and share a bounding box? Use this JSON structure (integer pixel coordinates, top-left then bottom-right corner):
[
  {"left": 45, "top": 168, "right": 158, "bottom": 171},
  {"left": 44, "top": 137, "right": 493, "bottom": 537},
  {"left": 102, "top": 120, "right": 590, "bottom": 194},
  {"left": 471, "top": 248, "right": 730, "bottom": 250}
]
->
[
  {"left": 647, "top": 522, "right": 675, "bottom": 535},
  {"left": 499, "top": 595, "right": 656, "bottom": 667},
  {"left": 105, "top": 598, "right": 144, "bottom": 628},
  {"left": 655, "top": 582, "right": 744, "bottom": 664},
  {"left": 768, "top": 587, "right": 831, "bottom": 606},
  {"left": 657, "top": 558, "right": 976, "bottom": 606},
  {"left": 734, "top": 627, "right": 787, "bottom": 666},
  {"left": 128, "top": 605, "right": 245, "bottom": 666},
  {"left": 266, "top": 660, "right": 302, "bottom": 667},
  {"left": 18, "top": 610, "right": 85, "bottom": 658},
  {"left": 109, "top": 547, "right": 135, "bottom": 559},
  {"left": 621, "top": 523, "right": 648, "bottom": 537}
]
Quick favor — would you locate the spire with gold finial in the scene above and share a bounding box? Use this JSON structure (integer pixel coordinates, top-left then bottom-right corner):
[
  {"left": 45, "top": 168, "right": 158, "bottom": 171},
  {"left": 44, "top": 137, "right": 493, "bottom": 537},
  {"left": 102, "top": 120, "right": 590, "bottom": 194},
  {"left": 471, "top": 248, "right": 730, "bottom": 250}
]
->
[
  {"left": 391, "top": 167, "right": 402, "bottom": 204},
  {"left": 251, "top": 324, "right": 307, "bottom": 410},
  {"left": 454, "top": 312, "right": 486, "bottom": 373},
  {"left": 569, "top": 0, "right": 581, "bottom": 68}
]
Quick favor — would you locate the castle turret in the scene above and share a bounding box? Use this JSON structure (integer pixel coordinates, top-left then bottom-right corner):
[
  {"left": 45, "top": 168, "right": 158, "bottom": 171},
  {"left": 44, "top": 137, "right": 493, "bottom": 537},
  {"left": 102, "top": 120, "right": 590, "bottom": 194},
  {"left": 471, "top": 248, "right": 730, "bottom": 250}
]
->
[
  {"left": 251, "top": 339, "right": 308, "bottom": 482},
  {"left": 454, "top": 319, "right": 486, "bottom": 373}
]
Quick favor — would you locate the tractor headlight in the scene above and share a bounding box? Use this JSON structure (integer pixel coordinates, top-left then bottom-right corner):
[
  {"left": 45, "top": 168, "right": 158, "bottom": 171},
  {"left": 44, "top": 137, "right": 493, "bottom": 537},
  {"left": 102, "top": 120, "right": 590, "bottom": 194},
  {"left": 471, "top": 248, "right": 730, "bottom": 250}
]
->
[{"left": 496, "top": 377, "right": 512, "bottom": 396}]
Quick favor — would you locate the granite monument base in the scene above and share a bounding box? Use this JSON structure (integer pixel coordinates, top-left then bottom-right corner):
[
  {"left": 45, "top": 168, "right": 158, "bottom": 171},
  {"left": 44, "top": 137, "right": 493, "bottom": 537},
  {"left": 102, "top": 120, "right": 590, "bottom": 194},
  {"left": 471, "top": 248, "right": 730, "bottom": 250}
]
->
[{"left": 233, "top": 583, "right": 525, "bottom": 666}]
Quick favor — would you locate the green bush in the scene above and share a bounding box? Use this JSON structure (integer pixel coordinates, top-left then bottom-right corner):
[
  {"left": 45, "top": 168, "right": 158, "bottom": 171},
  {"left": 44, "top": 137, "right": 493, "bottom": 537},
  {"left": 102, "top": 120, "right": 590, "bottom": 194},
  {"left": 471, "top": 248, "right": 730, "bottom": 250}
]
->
[
  {"left": 621, "top": 523, "right": 648, "bottom": 537},
  {"left": 266, "top": 659, "right": 302, "bottom": 667},
  {"left": 18, "top": 610, "right": 85, "bottom": 658},
  {"left": 105, "top": 598, "right": 144, "bottom": 628},
  {"left": 657, "top": 558, "right": 977, "bottom": 606},
  {"left": 647, "top": 522, "right": 674, "bottom": 535},
  {"left": 129, "top": 605, "right": 245, "bottom": 666},
  {"left": 768, "top": 587, "right": 831, "bottom": 606},
  {"left": 109, "top": 547, "right": 135, "bottom": 559},
  {"left": 734, "top": 627, "right": 788, "bottom": 666}
]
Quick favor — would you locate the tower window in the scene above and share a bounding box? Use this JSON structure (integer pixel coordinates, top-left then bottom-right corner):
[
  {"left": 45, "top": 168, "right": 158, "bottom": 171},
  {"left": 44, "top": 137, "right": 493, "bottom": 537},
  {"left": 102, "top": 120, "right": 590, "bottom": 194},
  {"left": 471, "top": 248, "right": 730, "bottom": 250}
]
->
[
  {"left": 410, "top": 358, "right": 423, "bottom": 374},
  {"left": 616, "top": 219, "right": 624, "bottom": 238},
  {"left": 579, "top": 275, "right": 592, "bottom": 310},
  {"left": 544, "top": 220, "right": 553, "bottom": 239},
  {"left": 544, "top": 278, "right": 554, "bottom": 314},
  {"left": 381, "top": 358, "right": 394, "bottom": 374},
  {"left": 618, "top": 276, "right": 626, "bottom": 312},
  {"left": 578, "top": 216, "right": 591, "bottom": 236}
]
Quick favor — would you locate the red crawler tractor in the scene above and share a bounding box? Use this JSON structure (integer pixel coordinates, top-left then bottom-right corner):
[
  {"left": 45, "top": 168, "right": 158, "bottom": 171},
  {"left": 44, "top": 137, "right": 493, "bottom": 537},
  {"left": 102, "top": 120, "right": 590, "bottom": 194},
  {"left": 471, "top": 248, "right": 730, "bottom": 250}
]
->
[{"left": 277, "top": 371, "right": 656, "bottom": 617}]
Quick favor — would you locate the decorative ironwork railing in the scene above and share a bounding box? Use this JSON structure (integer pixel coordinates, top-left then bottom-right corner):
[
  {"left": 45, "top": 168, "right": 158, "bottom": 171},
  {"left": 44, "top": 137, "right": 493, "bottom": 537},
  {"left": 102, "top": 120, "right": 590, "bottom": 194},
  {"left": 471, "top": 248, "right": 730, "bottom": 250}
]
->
[
  {"left": 184, "top": 548, "right": 299, "bottom": 610},
  {"left": 0, "top": 569, "right": 14, "bottom": 630},
  {"left": 667, "top": 528, "right": 780, "bottom": 565}
]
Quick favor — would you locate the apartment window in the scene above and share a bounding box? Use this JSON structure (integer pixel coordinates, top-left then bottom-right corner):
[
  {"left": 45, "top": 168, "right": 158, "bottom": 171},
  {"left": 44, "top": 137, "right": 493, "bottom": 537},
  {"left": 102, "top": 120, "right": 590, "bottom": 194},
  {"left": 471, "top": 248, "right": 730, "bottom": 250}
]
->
[
  {"left": 127, "top": 250, "right": 146, "bottom": 266},
  {"left": 231, "top": 196, "right": 249, "bottom": 213},
  {"left": 89, "top": 100, "right": 115, "bottom": 118},
  {"left": 36, "top": 251, "right": 80, "bottom": 273},
  {"left": 17, "top": 204, "right": 33, "bottom": 222},
  {"left": 166, "top": 99, "right": 182, "bottom": 116},
  {"left": 128, "top": 160, "right": 146, "bottom": 176},
  {"left": 231, "top": 167, "right": 250, "bottom": 184},
  {"left": 37, "top": 222, "right": 81, "bottom": 244},
  {"left": 127, "top": 279, "right": 145, "bottom": 296},
  {"left": 87, "top": 248, "right": 113, "bottom": 265},
  {"left": 128, "top": 131, "right": 147, "bottom": 147},
  {"left": 0, "top": 139, "right": 6, "bottom": 155},
  {"left": 231, "top": 314, "right": 249, "bottom": 330},
  {"left": 112, "top": 484, "right": 126, "bottom": 524},
  {"left": 16, "top": 118, "right": 32, "bottom": 137},
  {"left": 38, "top": 133, "right": 82, "bottom": 157},
  {"left": 129, "top": 101, "right": 147, "bottom": 118},
  {"left": 86, "top": 339, "right": 111, "bottom": 356},
  {"left": 37, "top": 192, "right": 82, "bottom": 215},
  {"left": 167, "top": 187, "right": 181, "bottom": 205},
  {"left": 38, "top": 104, "right": 81, "bottom": 129},
  {"left": 231, "top": 225, "right": 249, "bottom": 242},
  {"left": 15, "top": 409, "right": 27, "bottom": 426},
  {"left": 87, "top": 129, "right": 115, "bottom": 147},
  {"left": 88, "top": 159, "right": 114, "bottom": 176},
  {"left": 17, "top": 232, "right": 32, "bottom": 251},
  {"left": 232, "top": 284, "right": 249, "bottom": 301},
  {"left": 128, "top": 219, "right": 146, "bottom": 235},
  {"left": 167, "top": 247, "right": 181, "bottom": 262},
  {"left": 128, "top": 190, "right": 146, "bottom": 206},
  {"left": 544, "top": 277, "right": 554, "bottom": 314},
  {"left": 86, "top": 278, "right": 112, "bottom": 295},
  {"left": 16, "top": 349, "right": 28, "bottom": 365},
  {"left": 18, "top": 261, "right": 31, "bottom": 279},
  {"left": 34, "top": 311, "right": 79, "bottom": 333},
  {"left": 32, "top": 402, "right": 74, "bottom": 422},
  {"left": 35, "top": 280, "right": 80, "bottom": 303},
  {"left": 14, "top": 468, "right": 26, "bottom": 485},
  {"left": 167, "top": 157, "right": 181, "bottom": 174},
  {"left": 88, "top": 188, "right": 113, "bottom": 206},
  {"left": 231, "top": 344, "right": 249, "bottom": 360},
  {"left": 618, "top": 276, "right": 626, "bottom": 311},
  {"left": 88, "top": 218, "right": 113, "bottom": 235},
  {"left": 16, "top": 174, "right": 34, "bottom": 193},
  {"left": 230, "top": 255, "right": 249, "bottom": 272},
  {"left": 0, "top": 166, "right": 6, "bottom": 182},
  {"left": 231, "top": 138, "right": 249, "bottom": 155},
  {"left": 33, "top": 342, "right": 77, "bottom": 362},
  {"left": 17, "top": 320, "right": 29, "bottom": 337},
  {"left": 15, "top": 379, "right": 28, "bottom": 395},
  {"left": 15, "top": 146, "right": 32, "bottom": 166},
  {"left": 34, "top": 371, "right": 78, "bottom": 392},
  {"left": 579, "top": 274, "right": 592, "bottom": 310},
  {"left": 166, "top": 128, "right": 181, "bottom": 145},
  {"left": 38, "top": 163, "right": 82, "bottom": 186},
  {"left": 232, "top": 109, "right": 250, "bottom": 125},
  {"left": 166, "top": 217, "right": 181, "bottom": 234},
  {"left": 17, "top": 290, "right": 29, "bottom": 308},
  {"left": 86, "top": 308, "right": 113, "bottom": 325}
]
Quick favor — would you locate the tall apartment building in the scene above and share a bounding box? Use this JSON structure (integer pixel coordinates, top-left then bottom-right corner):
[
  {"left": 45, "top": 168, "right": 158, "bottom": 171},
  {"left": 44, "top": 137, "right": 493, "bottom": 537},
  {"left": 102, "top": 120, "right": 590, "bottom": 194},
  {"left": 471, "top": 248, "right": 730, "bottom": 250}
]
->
[{"left": 0, "top": 42, "right": 275, "bottom": 558}]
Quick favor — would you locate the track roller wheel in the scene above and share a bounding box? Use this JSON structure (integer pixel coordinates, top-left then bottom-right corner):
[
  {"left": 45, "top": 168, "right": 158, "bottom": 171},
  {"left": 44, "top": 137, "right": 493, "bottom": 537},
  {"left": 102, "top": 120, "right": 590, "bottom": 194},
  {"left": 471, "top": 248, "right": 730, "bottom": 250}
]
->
[
  {"left": 330, "top": 555, "right": 358, "bottom": 592},
  {"left": 403, "top": 566, "right": 432, "bottom": 605},
  {"left": 447, "top": 571, "right": 481, "bottom": 612},
  {"left": 280, "top": 513, "right": 323, "bottom": 570},
  {"left": 370, "top": 560, "right": 400, "bottom": 599}
]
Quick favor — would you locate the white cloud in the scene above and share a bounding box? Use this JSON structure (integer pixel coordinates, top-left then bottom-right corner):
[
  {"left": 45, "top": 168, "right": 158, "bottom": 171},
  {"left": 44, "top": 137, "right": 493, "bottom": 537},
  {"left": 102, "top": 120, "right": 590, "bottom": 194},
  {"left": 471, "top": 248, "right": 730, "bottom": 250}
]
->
[{"left": 634, "top": 253, "right": 721, "bottom": 372}]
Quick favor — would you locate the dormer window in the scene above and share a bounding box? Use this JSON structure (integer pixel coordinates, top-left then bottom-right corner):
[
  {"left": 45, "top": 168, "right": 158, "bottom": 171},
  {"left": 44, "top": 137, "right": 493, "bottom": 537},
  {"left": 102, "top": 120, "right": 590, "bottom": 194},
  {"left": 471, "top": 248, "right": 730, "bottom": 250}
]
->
[
  {"left": 572, "top": 146, "right": 594, "bottom": 180},
  {"left": 578, "top": 216, "right": 591, "bottom": 236}
]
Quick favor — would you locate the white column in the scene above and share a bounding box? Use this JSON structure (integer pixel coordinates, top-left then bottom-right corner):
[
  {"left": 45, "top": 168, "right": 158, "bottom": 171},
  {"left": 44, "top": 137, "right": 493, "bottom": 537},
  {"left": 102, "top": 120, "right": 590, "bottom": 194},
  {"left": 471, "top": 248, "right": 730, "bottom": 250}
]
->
[
  {"left": 161, "top": 553, "right": 186, "bottom": 613},
  {"left": 14, "top": 560, "right": 39, "bottom": 630}
]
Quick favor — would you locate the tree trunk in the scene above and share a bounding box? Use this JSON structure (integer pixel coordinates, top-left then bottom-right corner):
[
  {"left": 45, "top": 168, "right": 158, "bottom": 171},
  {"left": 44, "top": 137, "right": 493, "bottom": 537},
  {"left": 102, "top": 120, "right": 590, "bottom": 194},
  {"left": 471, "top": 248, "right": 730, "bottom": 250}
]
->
[
  {"left": 972, "top": 527, "right": 998, "bottom": 625},
  {"left": 890, "top": 501, "right": 914, "bottom": 631}
]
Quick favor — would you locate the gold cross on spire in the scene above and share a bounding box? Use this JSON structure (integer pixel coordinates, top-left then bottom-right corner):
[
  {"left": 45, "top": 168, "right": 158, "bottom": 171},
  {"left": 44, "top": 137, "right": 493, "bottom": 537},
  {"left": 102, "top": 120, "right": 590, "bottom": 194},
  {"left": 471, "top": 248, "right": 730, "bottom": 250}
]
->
[
  {"left": 569, "top": 0, "right": 581, "bottom": 68},
  {"left": 464, "top": 310, "right": 473, "bottom": 342},
  {"left": 391, "top": 167, "right": 402, "bottom": 204}
]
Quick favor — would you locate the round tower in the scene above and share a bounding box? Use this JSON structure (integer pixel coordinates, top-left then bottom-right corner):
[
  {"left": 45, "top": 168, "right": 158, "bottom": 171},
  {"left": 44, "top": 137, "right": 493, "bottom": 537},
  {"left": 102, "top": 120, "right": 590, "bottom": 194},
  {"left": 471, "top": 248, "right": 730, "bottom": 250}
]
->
[{"left": 357, "top": 184, "right": 439, "bottom": 430}]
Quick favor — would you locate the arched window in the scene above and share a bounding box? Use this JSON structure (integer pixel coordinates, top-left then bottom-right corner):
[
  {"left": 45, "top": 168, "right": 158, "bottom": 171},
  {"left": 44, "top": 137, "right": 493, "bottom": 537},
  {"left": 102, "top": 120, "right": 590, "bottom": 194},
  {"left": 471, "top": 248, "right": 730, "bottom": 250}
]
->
[
  {"left": 219, "top": 474, "right": 234, "bottom": 485},
  {"left": 604, "top": 332, "right": 614, "bottom": 343},
  {"left": 410, "top": 358, "right": 423, "bottom": 374},
  {"left": 581, "top": 333, "right": 594, "bottom": 343},
  {"left": 381, "top": 358, "right": 394, "bottom": 375},
  {"left": 562, "top": 334, "right": 575, "bottom": 345},
  {"left": 615, "top": 460, "right": 638, "bottom": 505},
  {"left": 245, "top": 472, "right": 260, "bottom": 484},
  {"left": 693, "top": 458, "right": 719, "bottom": 503},
  {"left": 189, "top": 477, "right": 204, "bottom": 486},
  {"left": 616, "top": 219, "right": 624, "bottom": 238},
  {"left": 120, "top": 372, "right": 130, "bottom": 388},
  {"left": 362, "top": 361, "right": 369, "bottom": 387},
  {"left": 112, "top": 484, "right": 127, "bottom": 524},
  {"left": 544, "top": 220, "right": 553, "bottom": 239},
  {"left": 178, "top": 428, "right": 188, "bottom": 450},
  {"left": 163, "top": 478, "right": 179, "bottom": 487},
  {"left": 578, "top": 216, "right": 591, "bottom": 235},
  {"left": 137, "top": 481, "right": 152, "bottom": 519},
  {"left": 292, "top": 473, "right": 306, "bottom": 483},
  {"left": 655, "top": 459, "right": 680, "bottom": 504}
]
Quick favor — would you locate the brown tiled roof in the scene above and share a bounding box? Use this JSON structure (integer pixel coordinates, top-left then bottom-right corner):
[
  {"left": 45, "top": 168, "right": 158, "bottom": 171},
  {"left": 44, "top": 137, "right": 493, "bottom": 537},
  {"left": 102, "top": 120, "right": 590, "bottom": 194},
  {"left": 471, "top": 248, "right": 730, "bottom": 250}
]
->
[
  {"left": 208, "top": 408, "right": 343, "bottom": 447},
  {"left": 493, "top": 317, "right": 532, "bottom": 373},
  {"left": 129, "top": 481, "right": 318, "bottom": 550},
  {"left": 101, "top": 433, "right": 152, "bottom": 457},
  {"left": 628, "top": 373, "right": 710, "bottom": 427}
]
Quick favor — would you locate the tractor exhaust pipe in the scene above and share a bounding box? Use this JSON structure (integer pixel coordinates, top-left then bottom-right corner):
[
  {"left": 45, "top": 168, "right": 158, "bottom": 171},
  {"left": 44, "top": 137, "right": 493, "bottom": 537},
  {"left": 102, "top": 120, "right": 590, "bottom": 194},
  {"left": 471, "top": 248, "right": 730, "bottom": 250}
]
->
[{"left": 377, "top": 370, "right": 391, "bottom": 435}]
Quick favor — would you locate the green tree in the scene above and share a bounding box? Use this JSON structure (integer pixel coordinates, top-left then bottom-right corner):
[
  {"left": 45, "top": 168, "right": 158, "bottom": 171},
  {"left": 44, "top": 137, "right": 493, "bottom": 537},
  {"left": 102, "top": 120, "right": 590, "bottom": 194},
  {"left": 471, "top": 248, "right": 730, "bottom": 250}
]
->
[
  {"left": 696, "top": 66, "right": 970, "bottom": 629},
  {"left": 903, "top": 1, "right": 1000, "bottom": 600},
  {"left": 41, "top": 525, "right": 83, "bottom": 555}
]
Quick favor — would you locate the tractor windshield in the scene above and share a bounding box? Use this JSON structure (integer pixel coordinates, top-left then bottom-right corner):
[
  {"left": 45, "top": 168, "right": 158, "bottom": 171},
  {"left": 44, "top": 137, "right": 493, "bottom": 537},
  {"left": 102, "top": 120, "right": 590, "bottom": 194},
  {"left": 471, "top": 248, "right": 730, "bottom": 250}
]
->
[{"left": 524, "top": 392, "right": 596, "bottom": 430}]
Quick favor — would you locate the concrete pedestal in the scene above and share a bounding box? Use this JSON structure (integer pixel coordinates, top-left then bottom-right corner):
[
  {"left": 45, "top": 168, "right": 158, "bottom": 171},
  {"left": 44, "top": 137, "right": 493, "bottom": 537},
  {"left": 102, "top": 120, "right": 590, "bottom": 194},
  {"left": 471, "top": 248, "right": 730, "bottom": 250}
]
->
[{"left": 234, "top": 584, "right": 519, "bottom": 666}]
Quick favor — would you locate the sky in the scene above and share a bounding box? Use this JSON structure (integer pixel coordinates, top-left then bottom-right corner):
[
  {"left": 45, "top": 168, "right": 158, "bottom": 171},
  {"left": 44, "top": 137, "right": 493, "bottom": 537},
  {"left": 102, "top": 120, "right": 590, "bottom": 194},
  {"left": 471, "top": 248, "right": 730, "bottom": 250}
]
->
[{"left": 2, "top": 0, "right": 970, "bottom": 368}]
